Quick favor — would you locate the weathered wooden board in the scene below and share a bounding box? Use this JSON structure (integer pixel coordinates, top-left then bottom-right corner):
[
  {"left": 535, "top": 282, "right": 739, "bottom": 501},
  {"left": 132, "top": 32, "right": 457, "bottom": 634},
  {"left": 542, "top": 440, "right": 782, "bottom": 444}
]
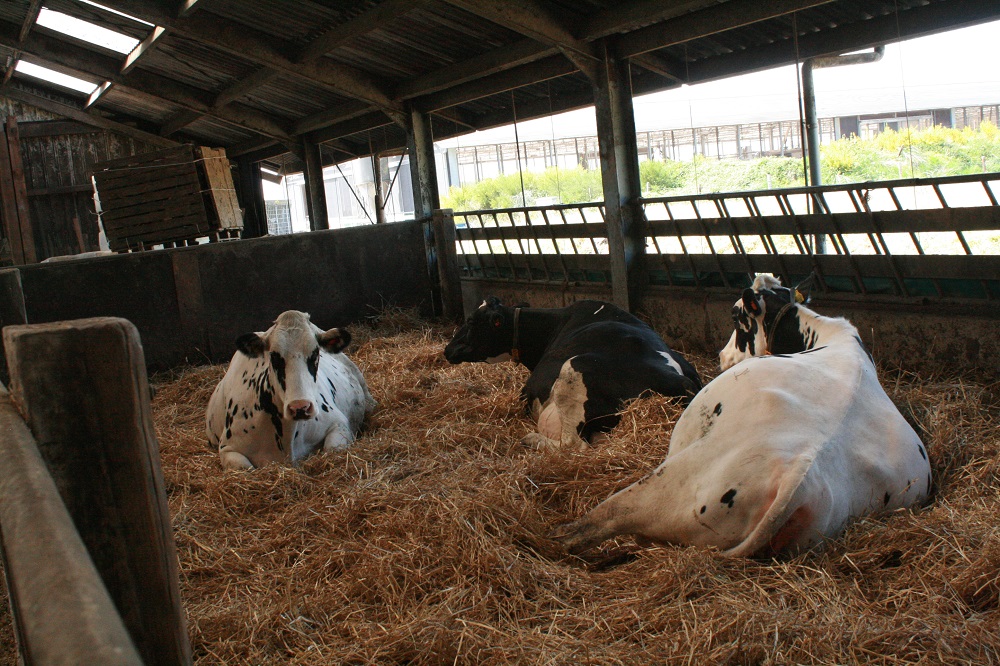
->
[
  {"left": 92, "top": 144, "right": 243, "bottom": 250},
  {"left": 4, "top": 317, "right": 192, "bottom": 666},
  {"left": 198, "top": 147, "right": 242, "bottom": 230}
]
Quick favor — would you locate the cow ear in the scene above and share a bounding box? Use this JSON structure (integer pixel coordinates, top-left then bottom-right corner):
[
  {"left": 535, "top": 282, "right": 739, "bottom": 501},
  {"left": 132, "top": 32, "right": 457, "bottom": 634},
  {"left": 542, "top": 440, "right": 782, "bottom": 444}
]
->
[
  {"left": 742, "top": 288, "right": 762, "bottom": 316},
  {"left": 318, "top": 327, "right": 351, "bottom": 354},
  {"left": 236, "top": 332, "right": 266, "bottom": 358}
]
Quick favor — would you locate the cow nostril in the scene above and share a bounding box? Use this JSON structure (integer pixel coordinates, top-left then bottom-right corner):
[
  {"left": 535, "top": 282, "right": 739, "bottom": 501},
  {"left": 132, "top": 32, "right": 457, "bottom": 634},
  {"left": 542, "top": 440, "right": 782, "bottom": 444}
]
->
[{"left": 287, "top": 400, "right": 314, "bottom": 420}]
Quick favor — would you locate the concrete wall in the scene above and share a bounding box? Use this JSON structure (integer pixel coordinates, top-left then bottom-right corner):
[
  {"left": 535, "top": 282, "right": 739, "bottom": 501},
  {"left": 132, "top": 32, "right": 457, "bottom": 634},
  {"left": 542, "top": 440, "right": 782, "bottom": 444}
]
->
[
  {"left": 0, "top": 221, "right": 433, "bottom": 371},
  {"left": 460, "top": 280, "right": 1000, "bottom": 376}
]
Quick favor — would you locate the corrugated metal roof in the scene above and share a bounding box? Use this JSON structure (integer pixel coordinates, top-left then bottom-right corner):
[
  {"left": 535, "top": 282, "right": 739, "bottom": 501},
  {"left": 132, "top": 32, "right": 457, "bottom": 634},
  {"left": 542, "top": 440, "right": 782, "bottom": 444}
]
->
[{"left": 0, "top": 0, "right": 996, "bottom": 168}]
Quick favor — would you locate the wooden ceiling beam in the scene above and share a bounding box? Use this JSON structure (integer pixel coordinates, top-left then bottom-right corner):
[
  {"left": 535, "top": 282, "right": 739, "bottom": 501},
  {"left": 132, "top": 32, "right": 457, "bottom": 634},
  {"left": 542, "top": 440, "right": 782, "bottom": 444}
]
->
[
  {"left": 616, "top": 0, "right": 838, "bottom": 59},
  {"left": 683, "top": 0, "right": 1000, "bottom": 84},
  {"left": 415, "top": 55, "right": 577, "bottom": 113},
  {"left": 583, "top": 0, "right": 715, "bottom": 40},
  {"left": 393, "top": 38, "right": 555, "bottom": 100},
  {"left": 296, "top": 0, "right": 431, "bottom": 63},
  {"left": 0, "top": 85, "right": 179, "bottom": 148},
  {"left": 19, "top": 0, "right": 43, "bottom": 43},
  {"left": 0, "top": 22, "right": 290, "bottom": 141},
  {"left": 629, "top": 52, "right": 686, "bottom": 84},
  {"left": 439, "top": 0, "right": 600, "bottom": 82},
  {"left": 291, "top": 100, "right": 373, "bottom": 137},
  {"left": 171, "top": 0, "right": 426, "bottom": 136},
  {"left": 92, "top": 0, "right": 404, "bottom": 121}
]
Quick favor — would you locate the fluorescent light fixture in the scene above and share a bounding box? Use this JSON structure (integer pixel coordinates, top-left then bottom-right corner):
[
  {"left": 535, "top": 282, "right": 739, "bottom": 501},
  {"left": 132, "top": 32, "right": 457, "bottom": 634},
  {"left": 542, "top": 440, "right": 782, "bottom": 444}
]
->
[
  {"left": 15, "top": 61, "right": 99, "bottom": 95},
  {"left": 36, "top": 8, "right": 141, "bottom": 54}
]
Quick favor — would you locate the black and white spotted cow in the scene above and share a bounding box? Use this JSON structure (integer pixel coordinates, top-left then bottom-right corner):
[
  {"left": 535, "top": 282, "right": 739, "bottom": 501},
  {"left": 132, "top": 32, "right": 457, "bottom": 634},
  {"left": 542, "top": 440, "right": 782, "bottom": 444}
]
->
[
  {"left": 552, "top": 275, "right": 931, "bottom": 557},
  {"left": 206, "top": 310, "right": 376, "bottom": 470},
  {"left": 444, "top": 297, "right": 702, "bottom": 449}
]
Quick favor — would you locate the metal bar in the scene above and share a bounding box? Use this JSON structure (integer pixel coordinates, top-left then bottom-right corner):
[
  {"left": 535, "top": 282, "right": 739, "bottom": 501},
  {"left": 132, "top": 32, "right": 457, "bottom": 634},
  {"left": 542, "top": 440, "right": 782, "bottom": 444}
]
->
[
  {"left": 540, "top": 208, "right": 571, "bottom": 282},
  {"left": 640, "top": 203, "right": 674, "bottom": 286},
  {"left": 692, "top": 199, "right": 732, "bottom": 289}
]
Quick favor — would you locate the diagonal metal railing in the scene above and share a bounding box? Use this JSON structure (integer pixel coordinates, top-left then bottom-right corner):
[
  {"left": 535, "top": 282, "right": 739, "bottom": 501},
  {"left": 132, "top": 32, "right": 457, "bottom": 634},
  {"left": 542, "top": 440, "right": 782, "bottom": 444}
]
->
[{"left": 452, "top": 172, "right": 1000, "bottom": 300}]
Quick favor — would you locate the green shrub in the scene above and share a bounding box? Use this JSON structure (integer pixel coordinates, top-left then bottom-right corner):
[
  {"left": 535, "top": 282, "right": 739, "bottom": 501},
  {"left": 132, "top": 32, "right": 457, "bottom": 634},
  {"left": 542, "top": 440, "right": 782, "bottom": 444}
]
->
[{"left": 441, "top": 122, "right": 1000, "bottom": 210}]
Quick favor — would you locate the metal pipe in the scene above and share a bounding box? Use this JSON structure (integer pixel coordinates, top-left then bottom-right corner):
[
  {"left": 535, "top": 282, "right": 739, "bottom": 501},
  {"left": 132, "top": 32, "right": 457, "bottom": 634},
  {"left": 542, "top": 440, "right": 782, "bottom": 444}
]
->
[{"left": 802, "top": 46, "right": 884, "bottom": 252}]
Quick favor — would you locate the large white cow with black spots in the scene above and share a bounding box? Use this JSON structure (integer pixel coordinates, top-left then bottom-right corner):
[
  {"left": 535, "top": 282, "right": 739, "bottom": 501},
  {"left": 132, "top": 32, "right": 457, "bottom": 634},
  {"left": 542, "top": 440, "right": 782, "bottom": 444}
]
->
[
  {"left": 444, "top": 297, "right": 702, "bottom": 450},
  {"left": 206, "top": 310, "right": 376, "bottom": 470},
  {"left": 552, "top": 275, "right": 931, "bottom": 557}
]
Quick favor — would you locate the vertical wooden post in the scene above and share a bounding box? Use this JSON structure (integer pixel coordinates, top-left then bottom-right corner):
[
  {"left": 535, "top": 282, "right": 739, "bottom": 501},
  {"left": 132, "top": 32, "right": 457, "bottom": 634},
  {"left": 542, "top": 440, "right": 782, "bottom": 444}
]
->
[
  {"left": 0, "top": 123, "right": 26, "bottom": 265},
  {"left": 234, "top": 157, "right": 267, "bottom": 238},
  {"left": 592, "top": 41, "right": 645, "bottom": 311},
  {"left": 406, "top": 104, "right": 444, "bottom": 314},
  {"left": 372, "top": 153, "right": 387, "bottom": 225},
  {"left": 0, "top": 386, "right": 143, "bottom": 665},
  {"left": 3, "top": 317, "right": 192, "bottom": 666},
  {"left": 0, "top": 267, "right": 25, "bottom": 385},
  {"left": 4, "top": 117, "right": 36, "bottom": 263},
  {"left": 406, "top": 105, "right": 439, "bottom": 219},
  {"left": 302, "top": 138, "right": 329, "bottom": 231},
  {"left": 432, "top": 208, "right": 463, "bottom": 321}
]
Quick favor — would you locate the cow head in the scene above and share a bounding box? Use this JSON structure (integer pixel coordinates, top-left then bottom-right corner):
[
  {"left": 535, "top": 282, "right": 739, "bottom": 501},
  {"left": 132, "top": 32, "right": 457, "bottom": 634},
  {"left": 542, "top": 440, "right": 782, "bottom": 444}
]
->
[
  {"left": 236, "top": 310, "right": 350, "bottom": 421},
  {"left": 444, "top": 296, "right": 520, "bottom": 364},
  {"left": 719, "top": 275, "right": 800, "bottom": 371}
]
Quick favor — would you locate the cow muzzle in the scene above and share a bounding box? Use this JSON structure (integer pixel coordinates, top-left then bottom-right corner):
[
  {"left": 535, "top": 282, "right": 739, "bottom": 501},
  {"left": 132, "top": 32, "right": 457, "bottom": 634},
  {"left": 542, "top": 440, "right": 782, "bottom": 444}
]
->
[
  {"left": 443, "top": 342, "right": 474, "bottom": 364},
  {"left": 286, "top": 399, "right": 315, "bottom": 420}
]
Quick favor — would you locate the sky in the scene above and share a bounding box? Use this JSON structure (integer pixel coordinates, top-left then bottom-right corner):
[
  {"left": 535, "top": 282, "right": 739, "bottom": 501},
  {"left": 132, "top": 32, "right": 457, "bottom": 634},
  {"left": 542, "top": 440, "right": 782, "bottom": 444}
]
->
[{"left": 441, "top": 18, "right": 1000, "bottom": 146}]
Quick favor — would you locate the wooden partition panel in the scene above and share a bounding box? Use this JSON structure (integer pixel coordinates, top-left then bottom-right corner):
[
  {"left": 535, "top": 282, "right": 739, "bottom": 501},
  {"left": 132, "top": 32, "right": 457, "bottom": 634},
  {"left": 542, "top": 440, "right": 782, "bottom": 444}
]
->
[{"left": 4, "top": 317, "right": 191, "bottom": 666}]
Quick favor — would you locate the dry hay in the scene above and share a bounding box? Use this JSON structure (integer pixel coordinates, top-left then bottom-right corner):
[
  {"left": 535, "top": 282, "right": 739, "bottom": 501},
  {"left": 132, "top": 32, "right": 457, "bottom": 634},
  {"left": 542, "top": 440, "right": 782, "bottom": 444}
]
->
[{"left": 1, "top": 312, "right": 998, "bottom": 664}]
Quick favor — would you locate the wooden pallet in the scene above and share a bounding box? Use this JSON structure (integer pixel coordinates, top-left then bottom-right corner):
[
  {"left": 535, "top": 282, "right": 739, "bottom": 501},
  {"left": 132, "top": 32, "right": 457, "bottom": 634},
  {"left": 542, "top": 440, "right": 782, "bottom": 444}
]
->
[{"left": 92, "top": 145, "right": 243, "bottom": 252}]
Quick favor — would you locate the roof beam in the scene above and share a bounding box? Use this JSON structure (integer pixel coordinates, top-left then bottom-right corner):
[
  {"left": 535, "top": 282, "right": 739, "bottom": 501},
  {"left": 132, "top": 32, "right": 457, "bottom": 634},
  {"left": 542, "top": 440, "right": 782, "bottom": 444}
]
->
[
  {"left": 415, "top": 55, "right": 577, "bottom": 113},
  {"left": 290, "top": 100, "right": 373, "bottom": 136},
  {"left": 0, "top": 85, "right": 179, "bottom": 148},
  {"left": 92, "top": 0, "right": 405, "bottom": 121},
  {"left": 0, "top": 22, "right": 290, "bottom": 141},
  {"left": 616, "top": 0, "right": 839, "bottom": 59},
  {"left": 438, "top": 0, "right": 601, "bottom": 82},
  {"left": 583, "top": 0, "right": 719, "bottom": 40},
  {"left": 178, "top": 0, "right": 204, "bottom": 18},
  {"left": 19, "top": 0, "right": 43, "bottom": 43},
  {"left": 684, "top": 0, "right": 1000, "bottom": 84},
  {"left": 85, "top": 80, "right": 113, "bottom": 108},
  {"left": 2, "top": 0, "right": 43, "bottom": 87},
  {"left": 121, "top": 25, "right": 166, "bottom": 75},
  {"left": 393, "top": 38, "right": 555, "bottom": 100},
  {"left": 162, "top": 0, "right": 425, "bottom": 135},
  {"left": 296, "top": 0, "right": 430, "bottom": 63},
  {"left": 629, "top": 52, "right": 686, "bottom": 84}
]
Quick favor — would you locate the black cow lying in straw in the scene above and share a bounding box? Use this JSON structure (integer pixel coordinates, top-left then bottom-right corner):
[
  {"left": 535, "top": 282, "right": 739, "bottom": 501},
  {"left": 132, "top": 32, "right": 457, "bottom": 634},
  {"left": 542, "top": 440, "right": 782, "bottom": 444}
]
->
[{"left": 444, "top": 297, "right": 702, "bottom": 449}]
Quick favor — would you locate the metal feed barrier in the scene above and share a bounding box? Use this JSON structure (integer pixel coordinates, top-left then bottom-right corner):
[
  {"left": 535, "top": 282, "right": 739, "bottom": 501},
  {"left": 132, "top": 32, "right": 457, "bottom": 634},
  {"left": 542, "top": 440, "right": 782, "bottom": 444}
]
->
[{"left": 452, "top": 173, "right": 1000, "bottom": 301}]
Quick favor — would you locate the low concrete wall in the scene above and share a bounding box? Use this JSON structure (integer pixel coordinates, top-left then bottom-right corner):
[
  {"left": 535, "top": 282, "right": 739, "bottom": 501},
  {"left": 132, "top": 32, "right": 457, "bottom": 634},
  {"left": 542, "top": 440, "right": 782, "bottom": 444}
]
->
[
  {"left": 1, "top": 222, "right": 433, "bottom": 371},
  {"left": 460, "top": 280, "right": 999, "bottom": 375}
]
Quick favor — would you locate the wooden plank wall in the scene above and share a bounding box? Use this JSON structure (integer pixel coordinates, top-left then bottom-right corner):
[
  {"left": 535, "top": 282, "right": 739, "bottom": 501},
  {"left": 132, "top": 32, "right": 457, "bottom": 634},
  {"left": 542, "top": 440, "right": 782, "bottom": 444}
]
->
[{"left": 0, "top": 98, "right": 160, "bottom": 262}]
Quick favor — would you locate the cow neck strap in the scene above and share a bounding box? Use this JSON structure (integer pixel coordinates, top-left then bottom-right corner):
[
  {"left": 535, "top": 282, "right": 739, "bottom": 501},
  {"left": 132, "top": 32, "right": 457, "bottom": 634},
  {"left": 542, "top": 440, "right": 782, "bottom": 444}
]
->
[
  {"left": 765, "top": 301, "right": 797, "bottom": 354},
  {"left": 511, "top": 307, "right": 521, "bottom": 363}
]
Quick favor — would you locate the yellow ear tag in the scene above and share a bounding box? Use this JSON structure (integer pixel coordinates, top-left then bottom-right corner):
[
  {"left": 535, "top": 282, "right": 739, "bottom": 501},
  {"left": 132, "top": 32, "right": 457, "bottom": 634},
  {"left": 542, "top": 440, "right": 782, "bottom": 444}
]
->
[{"left": 794, "top": 290, "right": 805, "bottom": 303}]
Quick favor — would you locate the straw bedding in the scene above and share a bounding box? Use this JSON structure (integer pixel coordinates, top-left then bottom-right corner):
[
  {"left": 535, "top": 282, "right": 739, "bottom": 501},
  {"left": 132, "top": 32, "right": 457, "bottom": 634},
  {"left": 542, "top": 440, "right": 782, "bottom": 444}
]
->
[{"left": 1, "top": 309, "right": 998, "bottom": 664}]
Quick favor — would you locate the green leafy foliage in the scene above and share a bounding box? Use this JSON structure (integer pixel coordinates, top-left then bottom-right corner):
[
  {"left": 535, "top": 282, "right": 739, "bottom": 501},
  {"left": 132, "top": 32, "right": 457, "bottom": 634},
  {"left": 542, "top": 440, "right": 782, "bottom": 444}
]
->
[{"left": 441, "top": 123, "right": 1000, "bottom": 210}]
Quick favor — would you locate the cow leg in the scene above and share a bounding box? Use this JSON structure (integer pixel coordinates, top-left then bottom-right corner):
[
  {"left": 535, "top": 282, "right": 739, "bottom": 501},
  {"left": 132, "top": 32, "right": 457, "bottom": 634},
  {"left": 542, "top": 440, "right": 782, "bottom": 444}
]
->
[
  {"left": 220, "top": 449, "right": 255, "bottom": 470},
  {"left": 521, "top": 359, "right": 589, "bottom": 451},
  {"left": 321, "top": 420, "right": 355, "bottom": 453},
  {"left": 550, "top": 480, "right": 648, "bottom": 553}
]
